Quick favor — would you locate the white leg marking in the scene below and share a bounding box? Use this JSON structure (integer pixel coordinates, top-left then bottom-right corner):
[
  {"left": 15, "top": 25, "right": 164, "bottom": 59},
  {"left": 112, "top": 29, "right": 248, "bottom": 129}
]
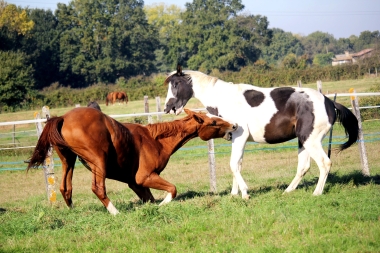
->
[
  {"left": 106, "top": 201, "right": 120, "bottom": 215},
  {"left": 230, "top": 129, "right": 250, "bottom": 199},
  {"left": 159, "top": 192, "right": 173, "bottom": 206},
  {"left": 284, "top": 147, "right": 311, "bottom": 193},
  {"left": 305, "top": 139, "right": 331, "bottom": 195}
]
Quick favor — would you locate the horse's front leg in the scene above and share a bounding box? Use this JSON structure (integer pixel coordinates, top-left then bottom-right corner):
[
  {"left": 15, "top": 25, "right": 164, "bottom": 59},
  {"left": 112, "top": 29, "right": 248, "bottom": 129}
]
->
[
  {"left": 230, "top": 127, "right": 250, "bottom": 199},
  {"left": 128, "top": 183, "right": 155, "bottom": 202}
]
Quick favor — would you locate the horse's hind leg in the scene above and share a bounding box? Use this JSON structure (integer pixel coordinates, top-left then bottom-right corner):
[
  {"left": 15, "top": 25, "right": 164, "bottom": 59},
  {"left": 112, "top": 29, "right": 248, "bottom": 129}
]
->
[
  {"left": 85, "top": 157, "right": 119, "bottom": 215},
  {"left": 284, "top": 144, "right": 311, "bottom": 193},
  {"left": 56, "top": 147, "right": 77, "bottom": 208},
  {"left": 307, "top": 143, "right": 331, "bottom": 195}
]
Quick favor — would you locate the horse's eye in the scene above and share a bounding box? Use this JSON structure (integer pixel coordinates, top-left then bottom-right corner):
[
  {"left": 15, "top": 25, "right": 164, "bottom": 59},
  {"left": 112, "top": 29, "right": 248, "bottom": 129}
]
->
[{"left": 212, "top": 120, "right": 216, "bottom": 126}]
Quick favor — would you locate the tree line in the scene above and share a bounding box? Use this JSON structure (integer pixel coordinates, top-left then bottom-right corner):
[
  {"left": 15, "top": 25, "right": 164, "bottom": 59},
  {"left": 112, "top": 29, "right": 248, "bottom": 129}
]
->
[{"left": 0, "top": 0, "right": 379, "bottom": 111}]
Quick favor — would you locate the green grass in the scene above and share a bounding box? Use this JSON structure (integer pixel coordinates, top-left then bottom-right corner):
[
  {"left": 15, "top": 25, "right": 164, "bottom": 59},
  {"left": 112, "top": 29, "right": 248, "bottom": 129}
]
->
[{"left": 0, "top": 133, "right": 379, "bottom": 252}]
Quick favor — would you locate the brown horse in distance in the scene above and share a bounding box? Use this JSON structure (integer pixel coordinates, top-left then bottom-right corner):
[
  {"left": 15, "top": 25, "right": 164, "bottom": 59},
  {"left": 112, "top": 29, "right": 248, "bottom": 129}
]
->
[
  {"left": 105, "top": 91, "right": 128, "bottom": 106},
  {"left": 27, "top": 107, "right": 237, "bottom": 215}
]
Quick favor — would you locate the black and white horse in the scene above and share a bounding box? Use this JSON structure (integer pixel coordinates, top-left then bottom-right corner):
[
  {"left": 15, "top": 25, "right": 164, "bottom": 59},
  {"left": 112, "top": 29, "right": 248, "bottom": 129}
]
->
[{"left": 164, "top": 65, "right": 358, "bottom": 198}]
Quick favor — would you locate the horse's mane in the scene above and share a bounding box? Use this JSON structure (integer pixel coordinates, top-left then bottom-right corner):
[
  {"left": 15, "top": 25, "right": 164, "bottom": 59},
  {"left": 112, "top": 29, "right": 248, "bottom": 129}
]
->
[
  {"left": 164, "top": 70, "right": 218, "bottom": 87},
  {"left": 145, "top": 115, "right": 192, "bottom": 140}
]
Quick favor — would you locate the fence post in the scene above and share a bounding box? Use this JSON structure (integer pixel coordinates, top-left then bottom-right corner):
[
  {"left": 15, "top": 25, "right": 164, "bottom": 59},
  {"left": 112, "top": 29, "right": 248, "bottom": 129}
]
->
[
  {"left": 317, "top": 80, "right": 322, "bottom": 93},
  {"left": 12, "top": 124, "right": 15, "bottom": 147},
  {"left": 35, "top": 106, "right": 57, "bottom": 205},
  {"left": 349, "top": 89, "right": 370, "bottom": 176},
  {"left": 155, "top": 96, "right": 162, "bottom": 122},
  {"left": 297, "top": 80, "right": 302, "bottom": 87},
  {"left": 144, "top": 96, "right": 153, "bottom": 124},
  {"left": 207, "top": 139, "right": 217, "bottom": 193}
]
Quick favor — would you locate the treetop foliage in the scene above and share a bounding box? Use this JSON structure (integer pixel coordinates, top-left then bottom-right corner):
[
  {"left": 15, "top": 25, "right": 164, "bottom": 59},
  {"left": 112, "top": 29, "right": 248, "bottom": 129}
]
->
[{"left": 0, "top": 0, "right": 379, "bottom": 111}]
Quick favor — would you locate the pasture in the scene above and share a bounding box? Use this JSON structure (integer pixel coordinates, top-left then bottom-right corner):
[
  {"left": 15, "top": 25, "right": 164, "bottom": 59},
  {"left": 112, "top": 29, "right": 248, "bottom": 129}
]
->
[{"left": 0, "top": 78, "right": 380, "bottom": 252}]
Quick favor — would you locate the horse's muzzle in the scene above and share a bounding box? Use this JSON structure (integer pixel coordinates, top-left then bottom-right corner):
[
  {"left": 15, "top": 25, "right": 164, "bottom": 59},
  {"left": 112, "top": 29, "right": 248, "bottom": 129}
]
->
[{"left": 224, "top": 123, "right": 238, "bottom": 141}]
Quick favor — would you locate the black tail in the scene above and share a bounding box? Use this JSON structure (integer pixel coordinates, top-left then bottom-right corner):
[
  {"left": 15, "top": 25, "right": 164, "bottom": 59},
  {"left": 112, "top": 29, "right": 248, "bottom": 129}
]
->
[{"left": 333, "top": 101, "right": 359, "bottom": 151}]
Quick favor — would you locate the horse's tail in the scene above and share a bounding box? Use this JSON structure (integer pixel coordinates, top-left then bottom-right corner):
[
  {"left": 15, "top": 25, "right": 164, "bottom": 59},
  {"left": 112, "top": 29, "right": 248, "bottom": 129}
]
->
[
  {"left": 332, "top": 100, "right": 359, "bottom": 151},
  {"left": 27, "top": 117, "right": 68, "bottom": 171}
]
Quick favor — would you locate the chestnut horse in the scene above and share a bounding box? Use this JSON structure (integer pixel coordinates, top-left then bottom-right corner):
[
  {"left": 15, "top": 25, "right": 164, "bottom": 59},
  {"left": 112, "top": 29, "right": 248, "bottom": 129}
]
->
[
  {"left": 27, "top": 107, "right": 237, "bottom": 215},
  {"left": 105, "top": 91, "right": 128, "bottom": 106}
]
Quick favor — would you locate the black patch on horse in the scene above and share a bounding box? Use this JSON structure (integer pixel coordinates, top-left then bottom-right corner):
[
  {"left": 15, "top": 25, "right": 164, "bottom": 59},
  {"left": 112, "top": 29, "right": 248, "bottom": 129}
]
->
[
  {"left": 243, "top": 90, "right": 265, "bottom": 107},
  {"left": 206, "top": 106, "right": 219, "bottom": 116},
  {"left": 265, "top": 88, "right": 314, "bottom": 145}
]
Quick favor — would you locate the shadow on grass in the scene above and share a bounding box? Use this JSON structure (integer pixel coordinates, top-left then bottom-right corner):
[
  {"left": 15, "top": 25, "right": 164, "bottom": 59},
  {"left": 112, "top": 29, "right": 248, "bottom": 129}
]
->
[{"left": 114, "top": 171, "right": 380, "bottom": 211}]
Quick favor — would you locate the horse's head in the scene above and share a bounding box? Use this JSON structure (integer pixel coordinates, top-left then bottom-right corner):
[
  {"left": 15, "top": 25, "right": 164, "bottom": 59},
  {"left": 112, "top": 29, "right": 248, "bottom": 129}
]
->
[
  {"left": 164, "top": 65, "right": 194, "bottom": 115},
  {"left": 184, "top": 109, "right": 238, "bottom": 141}
]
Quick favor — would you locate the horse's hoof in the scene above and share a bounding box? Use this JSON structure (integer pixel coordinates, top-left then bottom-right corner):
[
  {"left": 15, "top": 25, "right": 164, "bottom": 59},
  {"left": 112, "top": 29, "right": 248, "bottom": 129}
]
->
[{"left": 242, "top": 194, "right": 250, "bottom": 200}]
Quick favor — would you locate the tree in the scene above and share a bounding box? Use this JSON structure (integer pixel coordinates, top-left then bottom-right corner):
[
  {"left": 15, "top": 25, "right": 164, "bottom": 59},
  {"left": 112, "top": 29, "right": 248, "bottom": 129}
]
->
[
  {"left": 260, "top": 28, "right": 303, "bottom": 66},
  {"left": 0, "top": 50, "right": 35, "bottom": 109},
  {"left": 0, "top": 1, "right": 34, "bottom": 35},
  {"left": 56, "top": 0, "right": 159, "bottom": 87},
  {"left": 312, "top": 52, "right": 334, "bottom": 66},
  {"left": 24, "top": 8, "right": 61, "bottom": 89},
  {"left": 300, "top": 31, "right": 336, "bottom": 58},
  {"left": 167, "top": 0, "right": 271, "bottom": 72},
  {"left": 144, "top": 3, "right": 182, "bottom": 72}
]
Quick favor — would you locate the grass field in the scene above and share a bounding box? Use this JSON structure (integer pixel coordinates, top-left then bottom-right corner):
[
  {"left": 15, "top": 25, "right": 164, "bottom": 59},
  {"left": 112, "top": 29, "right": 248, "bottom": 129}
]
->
[{"left": 0, "top": 77, "right": 379, "bottom": 252}]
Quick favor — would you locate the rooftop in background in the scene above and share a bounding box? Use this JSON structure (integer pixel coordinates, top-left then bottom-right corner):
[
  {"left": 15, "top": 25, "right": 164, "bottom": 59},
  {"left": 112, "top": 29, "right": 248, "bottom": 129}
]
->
[{"left": 332, "top": 48, "right": 374, "bottom": 66}]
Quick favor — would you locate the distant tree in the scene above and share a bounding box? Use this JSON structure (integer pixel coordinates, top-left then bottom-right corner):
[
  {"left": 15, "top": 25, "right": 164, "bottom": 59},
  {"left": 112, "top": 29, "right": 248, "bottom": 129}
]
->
[
  {"left": 0, "top": 50, "right": 35, "bottom": 108},
  {"left": 260, "top": 28, "right": 303, "bottom": 66},
  {"left": 312, "top": 52, "right": 334, "bottom": 66},
  {"left": 24, "top": 8, "right": 61, "bottom": 89},
  {"left": 300, "top": 31, "right": 336, "bottom": 57},
  {"left": 144, "top": 3, "right": 182, "bottom": 72},
  {"left": 281, "top": 53, "right": 297, "bottom": 69},
  {"left": 0, "top": 1, "right": 34, "bottom": 35},
  {"left": 56, "top": 0, "right": 159, "bottom": 87},
  {"left": 167, "top": 0, "right": 271, "bottom": 72},
  {"left": 335, "top": 38, "right": 354, "bottom": 53}
]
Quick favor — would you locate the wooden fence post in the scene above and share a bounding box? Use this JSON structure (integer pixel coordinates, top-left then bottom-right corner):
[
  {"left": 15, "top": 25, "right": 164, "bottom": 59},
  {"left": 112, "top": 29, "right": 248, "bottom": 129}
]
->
[
  {"left": 297, "top": 80, "right": 302, "bottom": 87},
  {"left": 144, "top": 96, "right": 153, "bottom": 124},
  {"left": 207, "top": 139, "right": 217, "bottom": 193},
  {"left": 349, "top": 89, "right": 370, "bottom": 176},
  {"left": 35, "top": 106, "right": 57, "bottom": 205},
  {"left": 155, "top": 96, "right": 162, "bottom": 122},
  {"left": 12, "top": 124, "right": 15, "bottom": 147},
  {"left": 317, "top": 80, "right": 322, "bottom": 93}
]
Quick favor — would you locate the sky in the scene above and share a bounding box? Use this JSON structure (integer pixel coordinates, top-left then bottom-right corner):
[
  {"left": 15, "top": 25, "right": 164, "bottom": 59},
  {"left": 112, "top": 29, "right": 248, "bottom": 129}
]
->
[{"left": 8, "top": 0, "right": 380, "bottom": 39}]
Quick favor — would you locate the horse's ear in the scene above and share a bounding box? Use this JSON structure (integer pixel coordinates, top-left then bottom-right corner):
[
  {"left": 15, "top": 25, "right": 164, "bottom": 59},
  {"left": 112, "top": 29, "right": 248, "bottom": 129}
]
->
[
  {"left": 191, "top": 111, "right": 204, "bottom": 124},
  {"left": 176, "top": 64, "right": 183, "bottom": 76}
]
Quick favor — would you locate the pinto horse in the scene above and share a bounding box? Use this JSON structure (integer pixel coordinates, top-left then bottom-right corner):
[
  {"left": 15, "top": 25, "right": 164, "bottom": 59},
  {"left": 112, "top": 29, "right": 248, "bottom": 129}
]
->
[
  {"left": 27, "top": 107, "right": 237, "bottom": 215},
  {"left": 164, "top": 65, "right": 359, "bottom": 199},
  {"left": 105, "top": 91, "right": 128, "bottom": 106}
]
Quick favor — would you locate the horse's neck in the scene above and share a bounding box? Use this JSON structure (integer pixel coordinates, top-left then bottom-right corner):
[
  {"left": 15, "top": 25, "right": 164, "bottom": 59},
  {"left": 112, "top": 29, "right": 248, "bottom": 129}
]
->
[
  {"left": 147, "top": 119, "right": 197, "bottom": 154},
  {"left": 191, "top": 74, "right": 230, "bottom": 106}
]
